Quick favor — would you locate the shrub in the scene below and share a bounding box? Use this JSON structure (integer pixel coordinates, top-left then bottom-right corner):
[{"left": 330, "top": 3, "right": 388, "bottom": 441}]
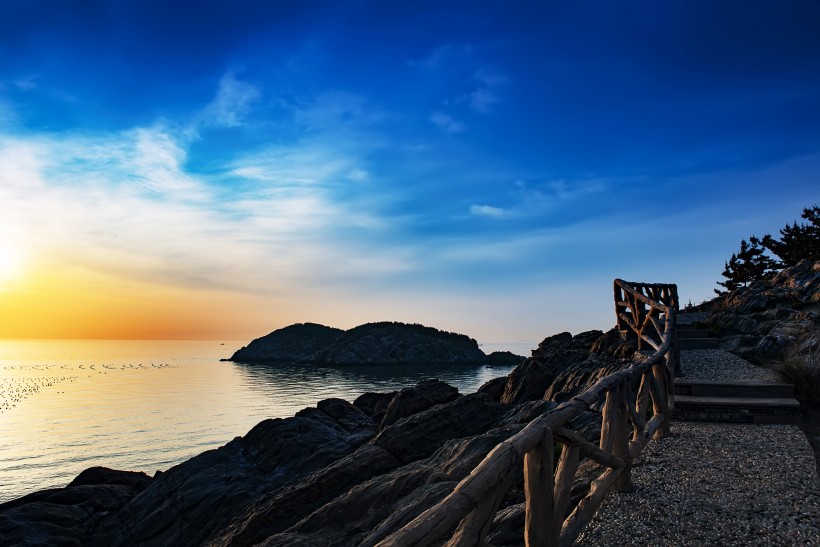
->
[{"left": 775, "top": 341, "right": 820, "bottom": 406}]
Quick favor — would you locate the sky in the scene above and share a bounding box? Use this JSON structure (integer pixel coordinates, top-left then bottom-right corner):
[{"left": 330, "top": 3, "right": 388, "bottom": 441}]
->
[{"left": 0, "top": 1, "right": 818, "bottom": 348}]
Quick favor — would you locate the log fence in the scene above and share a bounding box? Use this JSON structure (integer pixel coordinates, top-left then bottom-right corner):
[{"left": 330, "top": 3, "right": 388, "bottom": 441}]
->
[{"left": 374, "top": 279, "right": 679, "bottom": 547}]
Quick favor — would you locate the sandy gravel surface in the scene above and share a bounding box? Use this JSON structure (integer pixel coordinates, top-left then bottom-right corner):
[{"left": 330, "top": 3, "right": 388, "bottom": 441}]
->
[{"left": 576, "top": 349, "right": 819, "bottom": 546}]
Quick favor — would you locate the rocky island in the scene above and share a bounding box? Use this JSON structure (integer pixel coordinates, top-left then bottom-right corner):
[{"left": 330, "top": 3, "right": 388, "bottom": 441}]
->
[{"left": 227, "top": 321, "right": 523, "bottom": 366}]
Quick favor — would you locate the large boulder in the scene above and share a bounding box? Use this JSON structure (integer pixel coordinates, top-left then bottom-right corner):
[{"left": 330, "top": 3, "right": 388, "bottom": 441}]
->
[
  {"left": 500, "top": 331, "right": 604, "bottom": 404},
  {"left": 0, "top": 468, "right": 154, "bottom": 547},
  {"left": 379, "top": 378, "right": 459, "bottom": 430},
  {"left": 375, "top": 393, "right": 507, "bottom": 464}
]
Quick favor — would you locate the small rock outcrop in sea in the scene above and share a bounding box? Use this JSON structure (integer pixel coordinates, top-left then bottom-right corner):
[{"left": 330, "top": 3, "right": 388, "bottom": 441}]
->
[
  {"left": 702, "top": 259, "right": 820, "bottom": 362},
  {"left": 228, "top": 321, "right": 501, "bottom": 365}
]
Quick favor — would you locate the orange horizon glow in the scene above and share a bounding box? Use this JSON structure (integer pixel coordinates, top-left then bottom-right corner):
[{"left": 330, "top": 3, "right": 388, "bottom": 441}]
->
[{"left": 0, "top": 262, "right": 280, "bottom": 340}]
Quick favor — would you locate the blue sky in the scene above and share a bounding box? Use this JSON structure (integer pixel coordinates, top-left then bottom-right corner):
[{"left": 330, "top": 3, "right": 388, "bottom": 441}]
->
[{"left": 0, "top": 1, "right": 818, "bottom": 347}]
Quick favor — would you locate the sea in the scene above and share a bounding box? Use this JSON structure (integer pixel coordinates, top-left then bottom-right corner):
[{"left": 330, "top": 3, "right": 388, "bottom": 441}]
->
[{"left": 0, "top": 339, "right": 532, "bottom": 503}]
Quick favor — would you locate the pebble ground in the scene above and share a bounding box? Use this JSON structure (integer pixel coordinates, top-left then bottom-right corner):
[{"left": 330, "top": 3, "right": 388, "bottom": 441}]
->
[{"left": 575, "top": 349, "right": 820, "bottom": 546}]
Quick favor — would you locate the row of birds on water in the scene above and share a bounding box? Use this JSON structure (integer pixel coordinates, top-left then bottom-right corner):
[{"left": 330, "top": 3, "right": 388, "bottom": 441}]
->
[
  {"left": 0, "top": 363, "right": 179, "bottom": 413},
  {"left": 3, "top": 363, "right": 177, "bottom": 370}
]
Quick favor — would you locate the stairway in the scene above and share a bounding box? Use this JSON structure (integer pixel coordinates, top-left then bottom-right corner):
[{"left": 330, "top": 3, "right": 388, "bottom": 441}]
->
[
  {"left": 676, "top": 323, "right": 719, "bottom": 350},
  {"left": 673, "top": 379, "right": 802, "bottom": 425}
]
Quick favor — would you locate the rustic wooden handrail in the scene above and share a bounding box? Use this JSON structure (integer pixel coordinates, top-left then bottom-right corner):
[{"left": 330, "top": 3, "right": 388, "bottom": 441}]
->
[{"left": 373, "top": 280, "right": 679, "bottom": 547}]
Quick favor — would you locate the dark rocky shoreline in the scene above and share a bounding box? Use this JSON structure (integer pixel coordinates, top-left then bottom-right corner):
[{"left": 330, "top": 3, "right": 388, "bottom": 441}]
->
[
  {"left": 0, "top": 328, "right": 636, "bottom": 546},
  {"left": 2, "top": 261, "right": 816, "bottom": 546}
]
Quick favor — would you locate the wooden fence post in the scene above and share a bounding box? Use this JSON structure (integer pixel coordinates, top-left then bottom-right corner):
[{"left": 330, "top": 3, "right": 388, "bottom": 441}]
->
[
  {"left": 524, "top": 427, "right": 556, "bottom": 547},
  {"left": 650, "top": 359, "right": 670, "bottom": 439},
  {"left": 600, "top": 382, "right": 632, "bottom": 492}
]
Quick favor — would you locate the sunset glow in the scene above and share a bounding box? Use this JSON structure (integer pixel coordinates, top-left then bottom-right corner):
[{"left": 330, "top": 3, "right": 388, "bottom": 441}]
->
[
  {"left": 0, "top": 2, "right": 818, "bottom": 342},
  {"left": 0, "top": 244, "right": 22, "bottom": 282}
]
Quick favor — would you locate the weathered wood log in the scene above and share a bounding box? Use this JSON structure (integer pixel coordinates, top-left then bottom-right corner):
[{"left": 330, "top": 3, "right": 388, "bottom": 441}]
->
[
  {"left": 599, "top": 385, "right": 620, "bottom": 454},
  {"left": 449, "top": 465, "right": 517, "bottom": 547},
  {"left": 624, "top": 381, "right": 645, "bottom": 441},
  {"left": 640, "top": 333, "right": 661, "bottom": 351},
  {"left": 555, "top": 427, "right": 624, "bottom": 469},
  {"left": 455, "top": 441, "right": 521, "bottom": 504},
  {"left": 559, "top": 467, "right": 624, "bottom": 547},
  {"left": 524, "top": 428, "right": 555, "bottom": 547},
  {"left": 612, "top": 383, "right": 633, "bottom": 492},
  {"left": 553, "top": 443, "right": 580, "bottom": 530},
  {"left": 649, "top": 361, "right": 670, "bottom": 439}
]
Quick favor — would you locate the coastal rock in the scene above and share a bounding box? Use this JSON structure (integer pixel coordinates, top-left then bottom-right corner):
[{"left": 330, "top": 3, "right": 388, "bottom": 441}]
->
[
  {"left": 379, "top": 378, "right": 459, "bottom": 430},
  {"left": 704, "top": 259, "right": 820, "bottom": 363},
  {"left": 375, "top": 392, "right": 507, "bottom": 464},
  {"left": 0, "top": 468, "right": 153, "bottom": 547},
  {"left": 229, "top": 323, "right": 343, "bottom": 363},
  {"left": 477, "top": 376, "right": 508, "bottom": 401},
  {"left": 209, "top": 444, "right": 402, "bottom": 546},
  {"left": 86, "top": 398, "right": 378, "bottom": 547},
  {"left": 353, "top": 391, "right": 397, "bottom": 420},
  {"left": 230, "top": 321, "right": 488, "bottom": 366},
  {"left": 500, "top": 331, "right": 604, "bottom": 404},
  {"left": 281, "top": 426, "right": 524, "bottom": 547},
  {"left": 319, "top": 322, "right": 486, "bottom": 366},
  {"left": 486, "top": 351, "right": 525, "bottom": 366}
]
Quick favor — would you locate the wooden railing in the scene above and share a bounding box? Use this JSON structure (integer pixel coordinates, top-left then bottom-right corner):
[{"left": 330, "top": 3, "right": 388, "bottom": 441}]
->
[{"left": 374, "top": 280, "right": 679, "bottom": 547}]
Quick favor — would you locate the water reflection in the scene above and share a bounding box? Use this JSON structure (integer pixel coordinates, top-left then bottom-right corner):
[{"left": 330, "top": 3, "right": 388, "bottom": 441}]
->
[
  {"left": 0, "top": 339, "right": 521, "bottom": 502},
  {"left": 232, "top": 361, "right": 517, "bottom": 418}
]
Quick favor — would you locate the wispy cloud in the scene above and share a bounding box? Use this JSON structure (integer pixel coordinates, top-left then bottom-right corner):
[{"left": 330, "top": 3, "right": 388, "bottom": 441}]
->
[
  {"left": 198, "top": 72, "right": 260, "bottom": 128},
  {"left": 469, "top": 204, "right": 506, "bottom": 218},
  {"left": 13, "top": 75, "right": 39, "bottom": 91},
  {"left": 457, "top": 66, "right": 509, "bottom": 114},
  {"left": 430, "top": 111, "right": 464, "bottom": 133},
  {"left": 409, "top": 44, "right": 458, "bottom": 68}
]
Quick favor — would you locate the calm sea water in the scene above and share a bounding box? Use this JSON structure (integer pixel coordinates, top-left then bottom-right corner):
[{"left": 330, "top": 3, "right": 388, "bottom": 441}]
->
[{"left": 0, "top": 339, "right": 528, "bottom": 503}]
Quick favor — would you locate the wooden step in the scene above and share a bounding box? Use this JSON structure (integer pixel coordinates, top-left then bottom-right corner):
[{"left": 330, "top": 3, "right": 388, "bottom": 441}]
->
[
  {"left": 678, "top": 338, "right": 719, "bottom": 350},
  {"left": 672, "top": 394, "right": 801, "bottom": 425},
  {"left": 677, "top": 329, "right": 711, "bottom": 339},
  {"left": 675, "top": 379, "right": 795, "bottom": 399}
]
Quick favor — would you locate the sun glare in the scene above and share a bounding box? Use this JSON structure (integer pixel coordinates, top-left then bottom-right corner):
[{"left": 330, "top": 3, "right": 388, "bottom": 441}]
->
[{"left": 0, "top": 244, "right": 23, "bottom": 282}]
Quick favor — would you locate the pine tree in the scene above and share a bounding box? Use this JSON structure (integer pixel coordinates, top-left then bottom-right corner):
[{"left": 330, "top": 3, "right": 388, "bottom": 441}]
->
[
  {"left": 714, "top": 236, "right": 776, "bottom": 295},
  {"left": 762, "top": 205, "right": 820, "bottom": 267}
]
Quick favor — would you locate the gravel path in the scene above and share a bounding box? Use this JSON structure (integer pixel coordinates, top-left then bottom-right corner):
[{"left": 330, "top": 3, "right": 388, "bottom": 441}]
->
[
  {"left": 680, "top": 348, "right": 780, "bottom": 382},
  {"left": 575, "top": 349, "right": 820, "bottom": 546}
]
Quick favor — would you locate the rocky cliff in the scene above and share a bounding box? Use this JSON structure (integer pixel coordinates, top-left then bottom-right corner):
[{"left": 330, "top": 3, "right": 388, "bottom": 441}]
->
[
  {"left": 229, "top": 321, "right": 511, "bottom": 366},
  {"left": 702, "top": 259, "right": 820, "bottom": 363},
  {"left": 0, "top": 328, "right": 633, "bottom": 546}
]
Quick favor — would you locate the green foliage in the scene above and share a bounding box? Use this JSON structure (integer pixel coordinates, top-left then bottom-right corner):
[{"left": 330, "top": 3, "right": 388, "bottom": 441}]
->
[
  {"left": 714, "top": 235, "right": 777, "bottom": 295},
  {"left": 715, "top": 204, "right": 819, "bottom": 295},
  {"left": 762, "top": 205, "right": 820, "bottom": 268}
]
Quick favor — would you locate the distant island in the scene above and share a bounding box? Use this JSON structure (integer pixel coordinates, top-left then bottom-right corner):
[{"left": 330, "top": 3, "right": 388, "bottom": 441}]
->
[{"left": 226, "top": 321, "right": 525, "bottom": 366}]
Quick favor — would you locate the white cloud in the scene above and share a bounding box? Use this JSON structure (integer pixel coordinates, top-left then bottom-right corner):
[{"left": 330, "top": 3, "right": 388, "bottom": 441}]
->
[
  {"left": 469, "top": 204, "right": 506, "bottom": 218},
  {"left": 430, "top": 112, "right": 465, "bottom": 133},
  {"left": 198, "top": 72, "right": 260, "bottom": 128}
]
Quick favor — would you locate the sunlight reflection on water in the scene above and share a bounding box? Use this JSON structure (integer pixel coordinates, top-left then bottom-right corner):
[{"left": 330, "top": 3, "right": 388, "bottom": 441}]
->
[{"left": 0, "top": 339, "right": 526, "bottom": 502}]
